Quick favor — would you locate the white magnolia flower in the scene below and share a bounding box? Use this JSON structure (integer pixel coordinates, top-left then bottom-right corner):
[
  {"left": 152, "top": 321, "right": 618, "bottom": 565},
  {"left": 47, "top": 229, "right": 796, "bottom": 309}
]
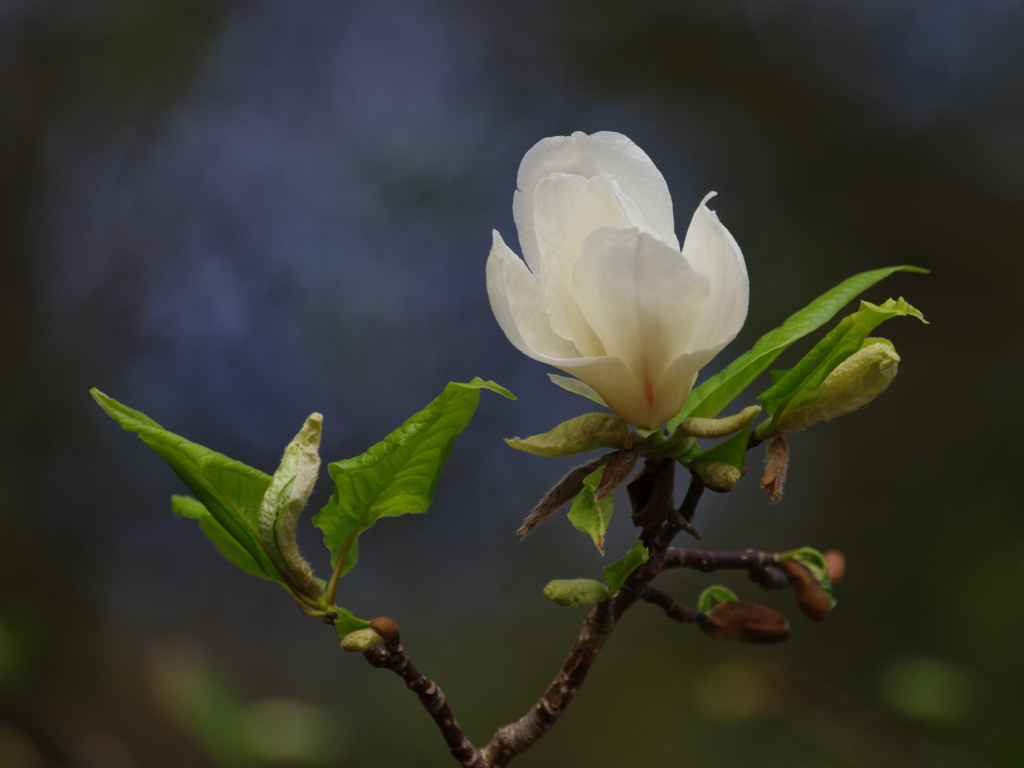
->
[{"left": 486, "top": 131, "right": 749, "bottom": 429}]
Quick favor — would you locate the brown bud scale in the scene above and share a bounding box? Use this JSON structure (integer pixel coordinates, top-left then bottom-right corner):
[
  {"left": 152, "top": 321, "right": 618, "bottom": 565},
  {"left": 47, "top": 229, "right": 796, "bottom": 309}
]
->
[{"left": 781, "top": 560, "right": 831, "bottom": 622}]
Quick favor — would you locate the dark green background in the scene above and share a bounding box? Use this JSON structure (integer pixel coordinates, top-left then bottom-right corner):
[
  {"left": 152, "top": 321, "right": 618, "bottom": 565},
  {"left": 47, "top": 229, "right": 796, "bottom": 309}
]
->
[{"left": 2, "top": 1, "right": 1021, "bottom": 766}]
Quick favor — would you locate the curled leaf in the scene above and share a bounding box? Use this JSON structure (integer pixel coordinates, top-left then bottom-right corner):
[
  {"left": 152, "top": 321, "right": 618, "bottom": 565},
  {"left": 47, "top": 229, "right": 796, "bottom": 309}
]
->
[
  {"left": 603, "top": 541, "right": 649, "bottom": 595},
  {"left": 698, "top": 585, "right": 739, "bottom": 614},
  {"left": 678, "top": 405, "right": 761, "bottom": 439},
  {"left": 505, "top": 413, "right": 634, "bottom": 457},
  {"left": 258, "top": 413, "right": 325, "bottom": 600}
]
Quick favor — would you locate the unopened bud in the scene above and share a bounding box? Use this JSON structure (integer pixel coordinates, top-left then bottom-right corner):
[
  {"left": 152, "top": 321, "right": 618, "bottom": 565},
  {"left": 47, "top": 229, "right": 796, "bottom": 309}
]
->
[
  {"left": 691, "top": 461, "right": 743, "bottom": 493},
  {"left": 700, "top": 601, "right": 790, "bottom": 644},
  {"left": 824, "top": 550, "right": 846, "bottom": 583},
  {"left": 341, "top": 628, "right": 385, "bottom": 652},
  {"left": 369, "top": 616, "right": 400, "bottom": 646},
  {"left": 258, "top": 413, "right": 325, "bottom": 601},
  {"left": 679, "top": 405, "right": 761, "bottom": 439},
  {"left": 781, "top": 560, "right": 831, "bottom": 622},
  {"left": 505, "top": 413, "right": 634, "bottom": 457},
  {"left": 776, "top": 341, "right": 900, "bottom": 433},
  {"left": 542, "top": 579, "right": 610, "bottom": 607}
]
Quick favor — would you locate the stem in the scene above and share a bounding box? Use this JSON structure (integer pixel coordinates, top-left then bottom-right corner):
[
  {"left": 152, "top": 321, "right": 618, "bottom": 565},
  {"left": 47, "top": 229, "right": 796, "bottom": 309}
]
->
[
  {"left": 364, "top": 644, "right": 485, "bottom": 768},
  {"left": 634, "top": 584, "right": 707, "bottom": 626},
  {"left": 663, "top": 548, "right": 789, "bottom": 590},
  {"left": 480, "top": 593, "right": 633, "bottom": 767},
  {"left": 663, "top": 548, "right": 778, "bottom": 572},
  {"left": 479, "top": 473, "right": 706, "bottom": 766},
  {"left": 356, "top": 470, "right": 791, "bottom": 766}
]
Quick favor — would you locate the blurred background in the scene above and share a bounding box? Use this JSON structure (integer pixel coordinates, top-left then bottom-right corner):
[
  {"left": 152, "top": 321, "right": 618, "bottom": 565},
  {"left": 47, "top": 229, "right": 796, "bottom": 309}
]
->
[{"left": 1, "top": 0, "right": 1022, "bottom": 766}]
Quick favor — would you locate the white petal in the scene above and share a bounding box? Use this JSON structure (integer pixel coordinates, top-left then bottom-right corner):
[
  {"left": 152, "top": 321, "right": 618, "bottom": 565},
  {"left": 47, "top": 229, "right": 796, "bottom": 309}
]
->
[
  {"left": 549, "top": 355, "right": 665, "bottom": 429},
  {"left": 571, "top": 227, "right": 710, "bottom": 397},
  {"left": 538, "top": 174, "right": 636, "bottom": 357},
  {"left": 532, "top": 173, "right": 588, "bottom": 266},
  {"left": 513, "top": 132, "right": 678, "bottom": 271},
  {"left": 651, "top": 346, "right": 728, "bottom": 426},
  {"left": 681, "top": 193, "right": 749, "bottom": 352},
  {"left": 485, "top": 231, "right": 580, "bottom": 361}
]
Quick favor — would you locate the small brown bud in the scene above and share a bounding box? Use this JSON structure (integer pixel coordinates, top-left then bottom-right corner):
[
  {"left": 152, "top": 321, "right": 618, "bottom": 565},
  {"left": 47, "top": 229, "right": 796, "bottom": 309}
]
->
[
  {"left": 781, "top": 560, "right": 831, "bottom": 622},
  {"left": 370, "top": 616, "right": 400, "bottom": 646},
  {"left": 824, "top": 549, "right": 846, "bottom": 584},
  {"left": 700, "top": 601, "right": 790, "bottom": 644}
]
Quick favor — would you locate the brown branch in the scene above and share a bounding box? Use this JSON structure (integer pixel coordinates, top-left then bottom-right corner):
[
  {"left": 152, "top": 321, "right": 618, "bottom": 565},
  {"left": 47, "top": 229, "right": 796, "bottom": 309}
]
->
[
  {"left": 360, "top": 472, "right": 791, "bottom": 767},
  {"left": 634, "top": 584, "right": 706, "bottom": 626},
  {"left": 479, "top": 473, "right": 707, "bottom": 766},
  {"left": 480, "top": 591, "right": 638, "bottom": 767},
  {"left": 664, "top": 547, "right": 788, "bottom": 590},
  {"left": 364, "top": 644, "right": 485, "bottom": 768},
  {"left": 664, "top": 547, "right": 776, "bottom": 572}
]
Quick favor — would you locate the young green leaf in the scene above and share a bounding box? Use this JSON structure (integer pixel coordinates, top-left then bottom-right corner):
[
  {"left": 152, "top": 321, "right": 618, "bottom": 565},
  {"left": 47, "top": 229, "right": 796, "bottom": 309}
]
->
[
  {"left": 258, "top": 414, "right": 325, "bottom": 600},
  {"left": 566, "top": 465, "right": 614, "bottom": 553},
  {"left": 172, "top": 495, "right": 271, "bottom": 581},
  {"left": 686, "top": 428, "right": 749, "bottom": 471},
  {"left": 542, "top": 579, "right": 610, "bottom": 607},
  {"left": 698, "top": 585, "right": 740, "bottom": 614},
  {"left": 757, "top": 298, "right": 925, "bottom": 437},
  {"left": 668, "top": 265, "right": 927, "bottom": 429},
  {"left": 333, "top": 609, "right": 373, "bottom": 638},
  {"left": 603, "top": 541, "right": 649, "bottom": 595},
  {"left": 92, "top": 389, "right": 281, "bottom": 584},
  {"left": 312, "top": 379, "right": 513, "bottom": 578}
]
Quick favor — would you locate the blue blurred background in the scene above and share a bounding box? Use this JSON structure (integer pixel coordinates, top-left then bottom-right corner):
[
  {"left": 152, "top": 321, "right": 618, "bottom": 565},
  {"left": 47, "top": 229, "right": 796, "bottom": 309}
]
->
[{"left": 2, "top": 1, "right": 1022, "bottom": 766}]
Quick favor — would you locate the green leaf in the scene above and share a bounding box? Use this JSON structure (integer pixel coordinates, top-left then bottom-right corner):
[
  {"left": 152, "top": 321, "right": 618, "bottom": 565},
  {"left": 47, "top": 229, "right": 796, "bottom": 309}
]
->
[
  {"left": 543, "top": 579, "right": 610, "bottom": 607},
  {"left": 505, "top": 412, "right": 634, "bottom": 457},
  {"left": 668, "top": 265, "right": 927, "bottom": 428},
  {"left": 603, "top": 541, "right": 649, "bottom": 595},
  {"left": 757, "top": 298, "right": 925, "bottom": 436},
  {"left": 566, "top": 465, "right": 614, "bottom": 553},
  {"left": 92, "top": 389, "right": 282, "bottom": 584},
  {"left": 698, "top": 585, "right": 739, "bottom": 614},
  {"left": 172, "top": 495, "right": 272, "bottom": 581},
  {"left": 332, "top": 609, "right": 372, "bottom": 638},
  {"left": 312, "top": 379, "right": 512, "bottom": 577},
  {"left": 781, "top": 547, "right": 837, "bottom": 609},
  {"left": 686, "top": 428, "right": 749, "bottom": 470}
]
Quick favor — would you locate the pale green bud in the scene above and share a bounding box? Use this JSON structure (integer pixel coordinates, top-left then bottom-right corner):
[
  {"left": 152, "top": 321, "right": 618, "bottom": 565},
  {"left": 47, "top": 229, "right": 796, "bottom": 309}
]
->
[
  {"left": 678, "top": 405, "right": 761, "bottom": 440},
  {"left": 777, "top": 341, "right": 899, "bottom": 433},
  {"left": 542, "top": 578, "right": 610, "bottom": 607},
  {"left": 691, "top": 460, "right": 743, "bottom": 493},
  {"left": 505, "top": 413, "right": 635, "bottom": 457},
  {"left": 341, "top": 628, "right": 385, "bottom": 652}
]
